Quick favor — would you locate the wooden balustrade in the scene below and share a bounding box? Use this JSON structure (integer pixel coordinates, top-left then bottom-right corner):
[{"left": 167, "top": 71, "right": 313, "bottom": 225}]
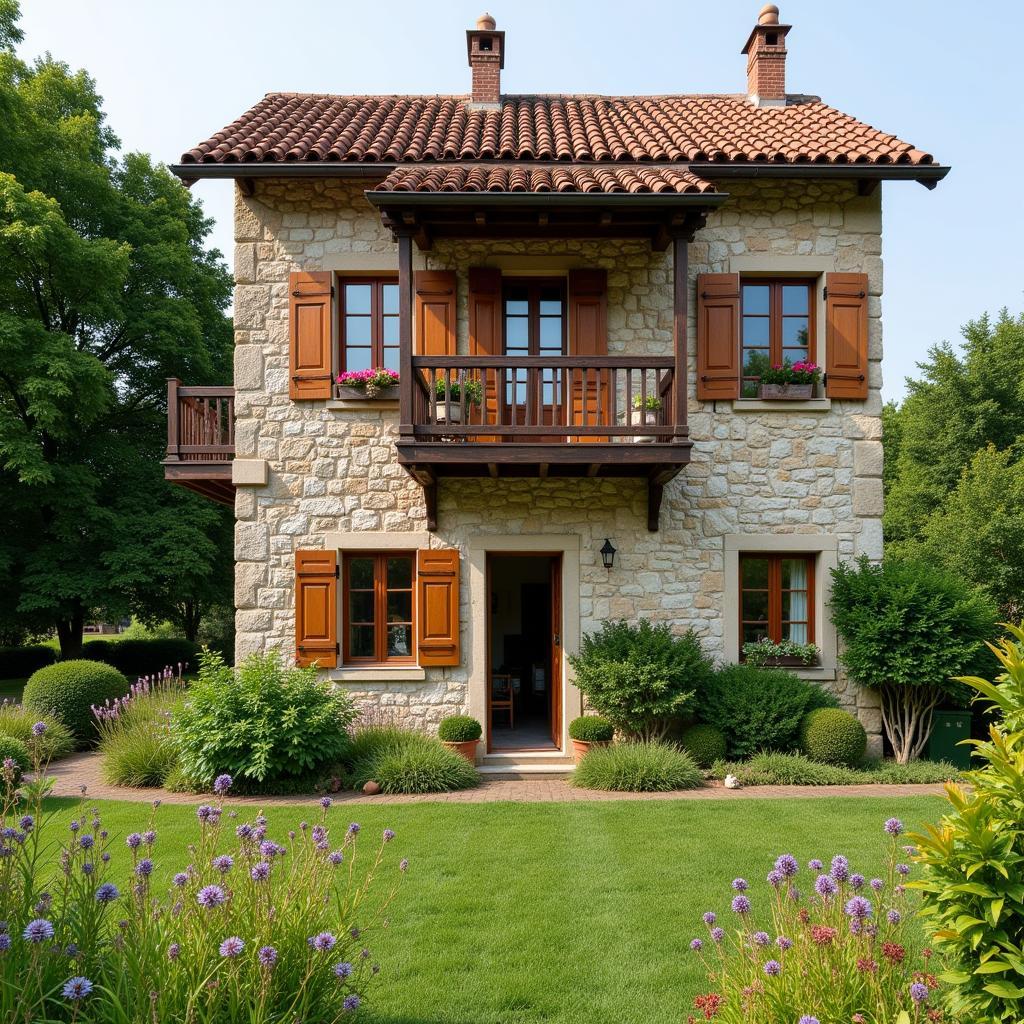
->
[{"left": 165, "top": 379, "right": 235, "bottom": 463}]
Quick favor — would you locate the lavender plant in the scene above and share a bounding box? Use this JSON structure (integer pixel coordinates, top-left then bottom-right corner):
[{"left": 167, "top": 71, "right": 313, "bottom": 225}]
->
[
  {"left": 686, "top": 818, "right": 946, "bottom": 1023},
  {"left": 0, "top": 733, "right": 406, "bottom": 1022}
]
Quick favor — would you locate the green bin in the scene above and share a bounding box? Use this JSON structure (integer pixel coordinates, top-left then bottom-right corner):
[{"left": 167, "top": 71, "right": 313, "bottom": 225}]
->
[{"left": 927, "top": 709, "right": 972, "bottom": 769}]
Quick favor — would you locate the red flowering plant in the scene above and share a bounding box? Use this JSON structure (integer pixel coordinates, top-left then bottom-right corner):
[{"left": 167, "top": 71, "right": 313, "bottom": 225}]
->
[
  {"left": 686, "top": 817, "right": 946, "bottom": 1023},
  {"left": 336, "top": 368, "right": 400, "bottom": 398},
  {"left": 758, "top": 360, "right": 822, "bottom": 386}
]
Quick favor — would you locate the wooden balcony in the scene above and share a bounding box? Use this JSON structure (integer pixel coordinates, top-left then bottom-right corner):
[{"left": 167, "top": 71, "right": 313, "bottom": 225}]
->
[
  {"left": 163, "top": 378, "right": 235, "bottom": 506},
  {"left": 397, "top": 355, "right": 691, "bottom": 531}
]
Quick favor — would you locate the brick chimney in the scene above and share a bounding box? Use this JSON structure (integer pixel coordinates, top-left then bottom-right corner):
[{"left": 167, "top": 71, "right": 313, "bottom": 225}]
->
[
  {"left": 742, "top": 4, "right": 791, "bottom": 106},
  {"left": 466, "top": 12, "right": 504, "bottom": 108}
]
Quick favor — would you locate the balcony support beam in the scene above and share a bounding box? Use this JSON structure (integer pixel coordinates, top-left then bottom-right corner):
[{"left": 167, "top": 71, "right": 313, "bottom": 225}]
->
[
  {"left": 397, "top": 231, "right": 415, "bottom": 442},
  {"left": 672, "top": 234, "right": 689, "bottom": 441},
  {"left": 648, "top": 479, "right": 665, "bottom": 532}
]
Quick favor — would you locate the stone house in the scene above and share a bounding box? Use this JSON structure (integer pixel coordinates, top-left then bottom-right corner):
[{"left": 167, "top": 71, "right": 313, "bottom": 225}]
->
[{"left": 165, "top": 6, "right": 945, "bottom": 768}]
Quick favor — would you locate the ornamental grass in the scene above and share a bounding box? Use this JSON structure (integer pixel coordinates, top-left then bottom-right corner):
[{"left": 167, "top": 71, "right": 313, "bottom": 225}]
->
[
  {"left": 686, "top": 818, "right": 944, "bottom": 1024},
  {"left": 0, "top": 732, "right": 407, "bottom": 1022}
]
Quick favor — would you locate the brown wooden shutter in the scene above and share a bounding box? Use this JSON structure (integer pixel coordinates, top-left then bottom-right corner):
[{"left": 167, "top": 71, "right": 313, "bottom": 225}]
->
[
  {"left": 696, "top": 273, "right": 740, "bottom": 400},
  {"left": 289, "top": 271, "right": 334, "bottom": 400},
  {"left": 414, "top": 270, "right": 456, "bottom": 356},
  {"left": 469, "top": 267, "right": 502, "bottom": 439},
  {"left": 568, "top": 269, "right": 608, "bottom": 442},
  {"left": 825, "top": 272, "right": 870, "bottom": 399},
  {"left": 416, "top": 548, "right": 460, "bottom": 667},
  {"left": 295, "top": 549, "right": 337, "bottom": 668}
]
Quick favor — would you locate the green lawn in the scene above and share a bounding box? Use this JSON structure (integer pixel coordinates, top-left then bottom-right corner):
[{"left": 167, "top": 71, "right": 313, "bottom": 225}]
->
[{"left": 44, "top": 794, "right": 946, "bottom": 1024}]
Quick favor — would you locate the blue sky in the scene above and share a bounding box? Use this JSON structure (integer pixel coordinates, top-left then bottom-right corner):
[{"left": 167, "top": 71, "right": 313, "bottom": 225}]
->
[{"left": 18, "top": 0, "right": 1022, "bottom": 400}]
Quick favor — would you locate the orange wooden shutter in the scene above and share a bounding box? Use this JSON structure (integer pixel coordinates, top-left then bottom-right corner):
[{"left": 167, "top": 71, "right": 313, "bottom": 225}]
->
[
  {"left": 568, "top": 269, "right": 608, "bottom": 443},
  {"left": 696, "top": 273, "right": 740, "bottom": 400},
  {"left": 295, "top": 549, "right": 337, "bottom": 668},
  {"left": 289, "top": 271, "right": 333, "bottom": 400},
  {"left": 416, "top": 548, "right": 460, "bottom": 667},
  {"left": 414, "top": 271, "right": 456, "bottom": 355},
  {"left": 469, "top": 267, "right": 502, "bottom": 439},
  {"left": 825, "top": 272, "right": 870, "bottom": 399}
]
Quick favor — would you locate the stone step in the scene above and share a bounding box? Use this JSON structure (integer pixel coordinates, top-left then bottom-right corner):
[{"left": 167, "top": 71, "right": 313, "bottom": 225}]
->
[{"left": 477, "top": 761, "right": 575, "bottom": 781}]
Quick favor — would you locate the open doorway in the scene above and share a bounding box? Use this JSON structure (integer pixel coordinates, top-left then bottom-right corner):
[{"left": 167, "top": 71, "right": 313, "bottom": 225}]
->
[{"left": 486, "top": 553, "right": 562, "bottom": 751}]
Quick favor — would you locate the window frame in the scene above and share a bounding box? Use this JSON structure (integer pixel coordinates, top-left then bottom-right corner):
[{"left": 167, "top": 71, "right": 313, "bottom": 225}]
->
[
  {"left": 738, "top": 553, "right": 816, "bottom": 650},
  {"left": 337, "top": 276, "right": 400, "bottom": 374},
  {"left": 739, "top": 278, "right": 817, "bottom": 396},
  {"left": 341, "top": 551, "right": 416, "bottom": 666},
  {"left": 501, "top": 277, "right": 567, "bottom": 357}
]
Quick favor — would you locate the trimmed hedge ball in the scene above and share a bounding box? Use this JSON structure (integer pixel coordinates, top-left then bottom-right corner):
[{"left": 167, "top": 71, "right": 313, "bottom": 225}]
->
[
  {"left": 0, "top": 736, "right": 31, "bottom": 785},
  {"left": 679, "top": 723, "right": 727, "bottom": 767},
  {"left": 568, "top": 715, "right": 615, "bottom": 742},
  {"left": 437, "top": 715, "right": 482, "bottom": 743},
  {"left": 799, "top": 707, "right": 868, "bottom": 767},
  {"left": 23, "top": 660, "right": 129, "bottom": 744}
]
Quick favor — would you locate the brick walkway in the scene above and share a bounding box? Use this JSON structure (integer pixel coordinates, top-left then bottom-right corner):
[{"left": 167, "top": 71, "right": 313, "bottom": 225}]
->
[{"left": 45, "top": 752, "right": 948, "bottom": 805}]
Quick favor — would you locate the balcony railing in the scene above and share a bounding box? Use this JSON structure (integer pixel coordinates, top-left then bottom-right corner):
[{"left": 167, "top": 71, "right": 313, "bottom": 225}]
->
[
  {"left": 165, "top": 380, "right": 235, "bottom": 464},
  {"left": 408, "top": 356, "right": 681, "bottom": 442}
]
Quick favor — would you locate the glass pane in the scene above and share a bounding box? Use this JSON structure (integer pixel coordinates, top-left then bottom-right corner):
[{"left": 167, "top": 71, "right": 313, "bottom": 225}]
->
[
  {"left": 382, "top": 316, "right": 399, "bottom": 344},
  {"left": 742, "top": 284, "right": 770, "bottom": 315},
  {"left": 539, "top": 298, "right": 563, "bottom": 316},
  {"left": 505, "top": 317, "right": 528, "bottom": 348},
  {"left": 387, "top": 557, "right": 412, "bottom": 589},
  {"left": 783, "top": 347, "right": 809, "bottom": 364},
  {"left": 781, "top": 559, "right": 809, "bottom": 589},
  {"left": 743, "top": 349, "right": 771, "bottom": 376},
  {"left": 781, "top": 318, "right": 809, "bottom": 345},
  {"left": 741, "top": 590, "right": 769, "bottom": 622},
  {"left": 782, "top": 592, "right": 808, "bottom": 625},
  {"left": 382, "top": 347, "right": 400, "bottom": 372},
  {"left": 784, "top": 622, "right": 809, "bottom": 644},
  {"left": 349, "top": 625, "right": 374, "bottom": 659},
  {"left": 742, "top": 316, "right": 769, "bottom": 345},
  {"left": 741, "top": 379, "right": 759, "bottom": 399},
  {"left": 504, "top": 295, "right": 529, "bottom": 316},
  {"left": 539, "top": 317, "right": 563, "bottom": 349},
  {"left": 387, "top": 624, "right": 412, "bottom": 658},
  {"left": 743, "top": 623, "right": 769, "bottom": 645},
  {"left": 345, "top": 316, "right": 371, "bottom": 345},
  {"left": 387, "top": 591, "right": 412, "bottom": 623},
  {"left": 348, "top": 591, "right": 374, "bottom": 624},
  {"left": 344, "top": 284, "right": 372, "bottom": 315},
  {"left": 348, "top": 558, "right": 374, "bottom": 590},
  {"left": 741, "top": 558, "right": 769, "bottom": 588},
  {"left": 344, "top": 347, "right": 371, "bottom": 372},
  {"left": 782, "top": 285, "right": 809, "bottom": 315},
  {"left": 381, "top": 284, "right": 399, "bottom": 315}
]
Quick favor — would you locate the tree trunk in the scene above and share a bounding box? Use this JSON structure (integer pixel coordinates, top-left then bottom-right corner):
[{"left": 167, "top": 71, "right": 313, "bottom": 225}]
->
[
  {"left": 879, "top": 683, "right": 941, "bottom": 764},
  {"left": 178, "top": 599, "right": 202, "bottom": 644},
  {"left": 55, "top": 605, "right": 85, "bottom": 660}
]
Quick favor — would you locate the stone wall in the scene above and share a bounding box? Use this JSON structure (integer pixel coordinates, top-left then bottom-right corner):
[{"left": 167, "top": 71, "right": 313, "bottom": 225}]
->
[{"left": 231, "top": 177, "right": 884, "bottom": 746}]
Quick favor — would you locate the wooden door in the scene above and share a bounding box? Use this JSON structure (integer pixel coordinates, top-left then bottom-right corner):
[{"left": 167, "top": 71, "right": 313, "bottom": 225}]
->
[{"left": 549, "top": 555, "right": 562, "bottom": 747}]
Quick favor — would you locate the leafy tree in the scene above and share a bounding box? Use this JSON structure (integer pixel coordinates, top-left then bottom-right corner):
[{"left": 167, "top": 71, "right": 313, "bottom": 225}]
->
[{"left": 0, "top": 4, "right": 232, "bottom": 656}]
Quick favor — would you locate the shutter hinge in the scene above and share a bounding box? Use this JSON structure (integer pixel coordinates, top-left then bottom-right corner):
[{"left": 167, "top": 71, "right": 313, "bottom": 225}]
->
[
  {"left": 822, "top": 287, "right": 827, "bottom": 299},
  {"left": 335, "top": 643, "right": 340, "bottom": 654},
  {"left": 334, "top": 566, "right": 340, "bottom": 579}
]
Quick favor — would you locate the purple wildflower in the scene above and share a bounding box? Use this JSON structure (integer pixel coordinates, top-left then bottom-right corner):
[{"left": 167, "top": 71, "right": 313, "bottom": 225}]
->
[
  {"left": 399, "top": 858, "right": 409, "bottom": 872},
  {"left": 329, "top": 850, "right": 344, "bottom": 866},
  {"left": 702, "top": 911, "right": 716, "bottom": 926},
  {"left": 196, "top": 805, "right": 214, "bottom": 823},
  {"left": 815, "top": 875, "right": 838, "bottom": 898},
  {"left": 62, "top": 977, "right": 93, "bottom": 1001},
  {"left": 732, "top": 878, "right": 749, "bottom": 892},
  {"left": 69, "top": 820, "right": 80, "bottom": 833},
  {"left": 213, "top": 774, "right": 232, "bottom": 795},
  {"left": 79, "top": 834, "right": 94, "bottom": 850},
  {"left": 799, "top": 1018, "right": 820, "bottom": 1024},
  {"left": 896, "top": 863, "right": 910, "bottom": 876},
  {"left": 767, "top": 869, "right": 783, "bottom": 888},
  {"left": 731, "top": 894, "right": 751, "bottom": 914},
  {"left": 236, "top": 824, "right": 253, "bottom": 839},
  {"left": 343, "top": 995, "right": 360, "bottom": 1012},
  {"left": 884, "top": 817, "right": 904, "bottom": 836},
  {"left": 763, "top": 959, "right": 782, "bottom": 976},
  {"left": 690, "top": 938, "right": 702, "bottom": 951},
  {"left": 870, "top": 878, "right": 884, "bottom": 892},
  {"left": 383, "top": 828, "right": 396, "bottom": 843},
  {"left": 167, "top": 943, "right": 181, "bottom": 961},
  {"left": 777, "top": 936, "right": 792, "bottom": 950},
  {"left": 752, "top": 931, "right": 770, "bottom": 946},
  {"left": 142, "top": 830, "right": 156, "bottom": 846},
  {"left": 258, "top": 945, "right": 278, "bottom": 968},
  {"left": 347, "top": 822, "right": 361, "bottom": 836},
  {"left": 135, "top": 859, "right": 154, "bottom": 878},
  {"left": 334, "top": 961, "right": 354, "bottom": 978},
  {"left": 197, "top": 885, "right": 226, "bottom": 909},
  {"left": 775, "top": 854, "right": 799, "bottom": 877},
  {"left": 219, "top": 936, "right": 244, "bottom": 958},
  {"left": 310, "top": 932, "right": 337, "bottom": 952},
  {"left": 212, "top": 854, "right": 233, "bottom": 874},
  {"left": 0, "top": 934, "right": 10, "bottom": 953},
  {"left": 850, "top": 873, "right": 865, "bottom": 890},
  {"left": 320, "top": 796, "right": 332, "bottom": 809},
  {"left": 22, "top": 919, "right": 54, "bottom": 943},
  {"left": 173, "top": 872, "right": 189, "bottom": 888},
  {"left": 126, "top": 833, "right": 142, "bottom": 850},
  {"left": 710, "top": 927, "right": 725, "bottom": 943},
  {"left": 830, "top": 855, "right": 850, "bottom": 882},
  {"left": 95, "top": 883, "right": 119, "bottom": 904},
  {"left": 845, "top": 896, "right": 873, "bottom": 920},
  {"left": 18, "top": 815, "right": 33, "bottom": 832},
  {"left": 31, "top": 722, "right": 46, "bottom": 737},
  {"left": 251, "top": 861, "right": 270, "bottom": 882},
  {"left": 887, "top": 909, "right": 901, "bottom": 925},
  {"left": 808, "top": 859, "right": 823, "bottom": 871},
  {"left": 910, "top": 982, "right": 929, "bottom": 1004}
]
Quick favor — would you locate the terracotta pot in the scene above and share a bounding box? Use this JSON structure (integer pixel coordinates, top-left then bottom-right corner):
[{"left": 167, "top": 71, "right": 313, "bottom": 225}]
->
[
  {"left": 443, "top": 739, "right": 478, "bottom": 764},
  {"left": 335, "top": 385, "right": 400, "bottom": 401},
  {"left": 362, "top": 780, "right": 381, "bottom": 795},
  {"left": 571, "top": 738, "right": 611, "bottom": 763},
  {"left": 630, "top": 409, "right": 659, "bottom": 443},
  {"left": 757, "top": 383, "right": 814, "bottom": 400}
]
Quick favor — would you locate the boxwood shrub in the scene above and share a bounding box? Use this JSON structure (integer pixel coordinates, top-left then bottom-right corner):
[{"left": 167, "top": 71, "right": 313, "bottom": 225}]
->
[
  {"left": 572, "top": 741, "right": 702, "bottom": 792},
  {"left": 679, "top": 723, "right": 727, "bottom": 767},
  {"left": 0, "top": 645, "right": 56, "bottom": 679},
  {"left": 0, "top": 736, "right": 30, "bottom": 784},
  {"left": 82, "top": 638, "right": 200, "bottom": 678},
  {"left": 23, "top": 661, "right": 129, "bottom": 744},
  {"left": 437, "top": 715, "right": 482, "bottom": 742},
  {"left": 568, "top": 715, "right": 614, "bottom": 742},
  {"left": 799, "top": 707, "right": 867, "bottom": 767}
]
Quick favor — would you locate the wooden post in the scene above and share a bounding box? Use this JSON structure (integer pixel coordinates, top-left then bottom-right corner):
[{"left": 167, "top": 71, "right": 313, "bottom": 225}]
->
[
  {"left": 166, "top": 377, "right": 181, "bottom": 460},
  {"left": 398, "top": 232, "right": 414, "bottom": 441},
  {"left": 672, "top": 235, "right": 689, "bottom": 440}
]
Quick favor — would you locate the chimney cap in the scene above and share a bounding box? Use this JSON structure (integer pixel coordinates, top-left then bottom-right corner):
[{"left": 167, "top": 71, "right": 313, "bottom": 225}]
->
[
  {"left": 476, "top": 12, "right": 496, "bottom": 30},
  {"left": 758, "top": 3, "right": 780, "bottom": 25}
]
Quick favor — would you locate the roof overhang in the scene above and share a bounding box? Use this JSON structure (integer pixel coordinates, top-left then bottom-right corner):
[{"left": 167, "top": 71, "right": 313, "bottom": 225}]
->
[{"left": 690, "top": 162, "right": 950, "bottom": 191}]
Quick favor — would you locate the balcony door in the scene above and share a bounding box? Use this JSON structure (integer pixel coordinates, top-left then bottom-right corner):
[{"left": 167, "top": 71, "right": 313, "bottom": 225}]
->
[{"left": 503, "top": 279, "right": 566, "bottom": 441}]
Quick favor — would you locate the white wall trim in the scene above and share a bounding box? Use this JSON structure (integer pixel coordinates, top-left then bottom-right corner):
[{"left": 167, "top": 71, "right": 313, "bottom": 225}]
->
[
  {"left": 327, "top": 667, "right": 426, "bottom": 684},
  {"left": 324, "top": 531, "right": 432, "bottom": 551}
]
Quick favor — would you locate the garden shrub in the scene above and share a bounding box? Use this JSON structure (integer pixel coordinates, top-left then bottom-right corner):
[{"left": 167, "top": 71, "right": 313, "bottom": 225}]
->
[
  {"left": 912, "top": 623, "right": 1024, "bottom": 1023},
  {"left": 82, "top": 637, "right": 201, "bottom": 678},
  {"left": 567, "top": 621, "right": 712, "bottom": 741},
  {"left": 696, "top": 664, "right": 836, "bottom": 759},
  {"left": 687, "top": 817, "right": 941, "bottom": 1022},
  {"left": 572, "top": 741, "right": 701, "bottom": 792},
  {"left": 0, "top": 736, "right": 29, "bottom": 784},
  {"left": 829, "top": 555, "right": 998, "bottom": 762},
  {"left": 709, "top": 751, "right": 963, "bottom": 787},
  {"left": 23, "top": 660, "right": 129, "bottom": 744},
  {"left": 678, "top": 723, "right": 727, "bottom": 767},
  {"left": 0, "top": 644, "right": 56, "bottom": 678},
  {"left": 568, "top": 715, "right": 614, "bottom": 742},
  {"left": 0, "top": 765, "right": 405, "bottom": 1021},
  {"left": 0, "top": 704, "right": 74, "bottom": 761},
  {"left": 437, "top": 715, "right": 482, "bottom": 742},
  {"left": 173, "top": 650, "right": 357, "bottom": 790},
  {"left": 345, "top": 728, "right": 478, "bottom": 794},
  {"left": 869, "top": 759, "right": 961, "bottom": 784},
  {"left": 799, "top": 707, "right": 867, "bottom": 767}
]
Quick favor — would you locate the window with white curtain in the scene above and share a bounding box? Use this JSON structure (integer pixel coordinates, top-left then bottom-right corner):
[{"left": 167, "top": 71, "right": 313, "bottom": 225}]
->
[{"left": 739, "top": 554, "right": 815, "bottom": 648}]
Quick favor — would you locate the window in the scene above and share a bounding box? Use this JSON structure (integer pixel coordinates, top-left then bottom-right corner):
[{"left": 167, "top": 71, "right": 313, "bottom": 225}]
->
[
  {"left": 342, "top": 553, "right": 415, "bottom": 664},
  {"left": 740, "top": 279, "right": 815, "bottom": 398},
  {"left": 739, "top": 554, "right": 815, "bottom": 647},
  {"left": 503, "top": 278, "right": 566, "bottom": 405},
  {"left": 338, "top": 278, "right": 399, "bottom": 374}
]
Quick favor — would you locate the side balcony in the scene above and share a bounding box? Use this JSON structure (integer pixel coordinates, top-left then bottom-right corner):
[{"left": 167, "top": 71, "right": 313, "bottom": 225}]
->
[
  {"left": 398, "top": 355, "right": 690, "bottom": 531},
  {"left": 162, "top": 378, "right": 235, "bottom": 506}
]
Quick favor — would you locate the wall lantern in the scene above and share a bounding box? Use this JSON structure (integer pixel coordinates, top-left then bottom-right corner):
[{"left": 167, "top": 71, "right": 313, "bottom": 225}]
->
[{"left": 600, "top": 539, "right": 617, "bottom": 570}]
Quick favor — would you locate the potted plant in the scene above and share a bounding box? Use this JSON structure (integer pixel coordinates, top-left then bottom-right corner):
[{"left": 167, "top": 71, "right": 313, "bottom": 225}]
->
[
  {"left": 433, "top": 377, "right": 483, "bottom": 424},
  {"left": 630, "top": 395, "right": 662, "bottom": 443},
  {"left": 741, "top": 637, "right": 821, "bottom": 668},
  {"left": 437, "top": 714, "right": 482, "bottom": 763},
  {"left": 757, "top": 360, "right": 821, "bottom": 400},
  {"left": 335, "top": 368, "right": 400, "bottom": 400},
  {"left": 568, "top": 715, "right": 614, "bottom": 763}
]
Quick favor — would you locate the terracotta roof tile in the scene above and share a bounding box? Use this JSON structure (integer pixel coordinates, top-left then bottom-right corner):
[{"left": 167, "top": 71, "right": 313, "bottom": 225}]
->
[{"left": 180, "top": 94, "right": 935, "bottom": 168}]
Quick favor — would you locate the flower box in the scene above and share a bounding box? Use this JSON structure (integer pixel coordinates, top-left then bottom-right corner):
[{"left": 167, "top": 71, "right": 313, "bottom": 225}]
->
[
  {"left": 754, "top": 654, "right": 821, "bottom": 668},
  {"left": 335, "top": 385, "right": 400, "bottom": 402},
  {"left": 757, "top": 383, "right": 814, "bottom": 401}
]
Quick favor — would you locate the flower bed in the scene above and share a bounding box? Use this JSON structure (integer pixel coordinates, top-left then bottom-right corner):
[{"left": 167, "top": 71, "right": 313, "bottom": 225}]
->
[{"left": 335, "top": 368, "right": 400, "bottom": 400}]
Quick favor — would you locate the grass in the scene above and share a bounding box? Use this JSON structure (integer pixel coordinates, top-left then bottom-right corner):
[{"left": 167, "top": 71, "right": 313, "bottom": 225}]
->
[{"left": 39, "top": 793, "right": 946, "bottom": 1024}]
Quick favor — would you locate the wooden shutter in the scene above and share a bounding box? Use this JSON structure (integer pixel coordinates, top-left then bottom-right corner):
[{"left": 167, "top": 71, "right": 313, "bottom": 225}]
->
[
  {"left": 469, "top": 267, "right": 502, "bottom": 440},
  {"left": 414, "top": 271, "right": 456, "bottom": 355},
  {"left": 289, "top": 271, "right": 333, "bottom": 400},
  {"left": 416, "top": 548, "right": 460, "bottom": 667},
  {"left": 825, "top": 272, "right": 870, "bottom": 399},
  {"left": 696, "top": 273, "right": 740, "bottom": 400},
  {"left": 295, "top": 549, "right": 337, "bottom": 668},
  {"left": 568, "top": 269, "right": 608, "bottom": 443}
]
